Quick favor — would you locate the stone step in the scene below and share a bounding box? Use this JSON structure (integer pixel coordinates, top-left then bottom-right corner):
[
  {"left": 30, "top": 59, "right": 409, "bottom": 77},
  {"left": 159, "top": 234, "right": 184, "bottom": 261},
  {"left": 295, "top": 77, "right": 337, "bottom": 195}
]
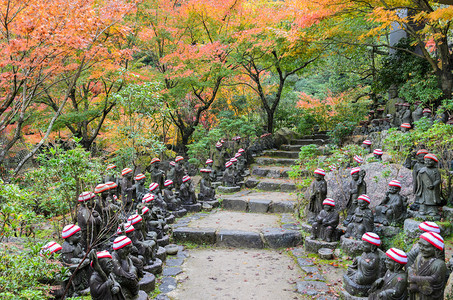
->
[
  {"left": 263, "top": 150, "right": 299, "bottom": 158},
  {"left": 298, "top": 134, "right": 330, "bottom": 140},
  {"left": 251, "top": 165, "right": 291, "bottom": 178},
  {"left": 252, "top": 177, "right": 297, "bottom": 192},
  {"left": 220, "top": 192, "right": 297, "bottom": 213},
  {"left": 172, "top": 211, "right": 302, "bottom": 249},
  {"left": 287, "top": 139, "right": 326, "bottom": 147},
  {"left": 254, "top": 157, "right": 297, "bottom": 166}
]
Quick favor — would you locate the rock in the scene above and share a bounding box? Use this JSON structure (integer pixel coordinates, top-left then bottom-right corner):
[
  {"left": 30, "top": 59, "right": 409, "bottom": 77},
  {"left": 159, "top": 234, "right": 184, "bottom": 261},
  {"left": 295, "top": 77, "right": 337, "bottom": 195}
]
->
[
  {"left": 217, "top": 186, "right": 241, "bottom": 193},
  {"left": 166, "top": 258, "right": 184, "bottom": 267},
  {"left": 156, "top": 246, "right": 167, "bottom": 262},
  {"left": 304, "top": 273, "right": 326, "bottom": 281},
  {"left": 301, "top": 266, "right": 319, "bottom": 274},
  {"left": 304, "top": 237, "right": 338, "bottom": 254},
  {"left": 374, "top": 224, "right": 401, "bottom": 238},
  {"left": 171, "top": 208, "right": 187, "bottom": 218},
  {"left": 212, "top": 182, "right": 222, "bottom": 188},
  {"left": 318, "top": 248, "right": 333, "bottom": 260},
  {"left": 261, "top": 228, "right": 303, "bottom": 248},
  {"left": 340, "top": 235, "right": 363, "bottom": 257},
  {"left": 296, "top": 281, "right": 329, "bottom": 296},
  {"left": 137, "top": 290, "right": 150, "bottom": 300},
  {"left": 296, "top": 257, "right": 314, "bottom": 267},
  {"left": 256, "top": 181, "right": 280, "bottom": 191},
  {"left": 165, "top": 244, "right": 179, "bottom": 255},
  {"left": 165, "top": 215, "right": 175, "bottom": 224},
  {"left": 340, "top": 289, "right": 368, "bottom": 300},
  {"left": 245, "top": 178, "right": 260, "bottom": 188},
  {"left": 155, "top": 294, "right": 171, "bottom": 300},
  {"left": 280, "top": 183, "right": 297, "bottom": 192},
  {"left": 144, "top": 258, "right": 163, "bottom": 275},
  {"left": 173, "top": 227, "right": 216, "bottom": 244},
  {"left": 248, "top": 199, "right": 271, "bottom": 213},
  {"left": 201, "top": 202, "right": 213, "bottom": 211},
  {"left": 269, "top": 201, "right": 296, "bottom": 213},
  {"left": 442, "top": 206, "right": 453, "bottom": 220},
  {"left": 139, "top": 272, "right": 156, "bottom": 293},
  {"left": 200, "top": 199, "right": 220, "bottom": 208},
  {"left": 162, "top": 267, "right": 182, "bottom": 276},
  {"left": 182, "top": 203, "right": 202, "bottom": 213},
  {"left": 216, "top": 230, "right": 264, "bottom": 248},
  {"left": 222, "top": 198, "right": 248, "bottom": 211},
  {"left": 404, "top": 218, "right": 422, "bottom": 239},
  {"left": 159, "top": 276, "right": 177, "bottom": 293},
  {"left": 252, "top": 166, "right": 269, "bottom": 177},
  {"left": 157, "top": 235, "right": 170, "bottom": 247}
]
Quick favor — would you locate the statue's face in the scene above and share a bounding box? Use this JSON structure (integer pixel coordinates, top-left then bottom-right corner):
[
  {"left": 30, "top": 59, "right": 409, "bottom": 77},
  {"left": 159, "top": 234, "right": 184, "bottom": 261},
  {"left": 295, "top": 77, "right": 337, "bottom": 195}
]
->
[
  {"left": 351, "top": 173, "right": 359, "bottom": 180},
  {"left": 388, "top": 186, "right": 400, "bottom": 194},
  {"left": 69, "top": 231, "right": 82, "bottom": 244},
  {"left": 358, "top": 199, "right": 368, "bottom": 209},
  {"left": 384, "top": 257, "right": 396, "bottom": 271},
  {"left": 314, "top": 173, "right": 323, "bottom": 181},
  {"left": 154, "top": 161, "right": 160, "bottom": 168},
  {"left": 373, "top": 154, "right": 380, "bottom": 159},
  {"left": 134, "top": 221, "right": 142, "bottom": 230},
  {"left": 419, "top": 238, "right": 436, "bottom": 258},
  {"left": 424, "top": 158, "right": 436, "bottom": 167},
  {"left": 324, "top": 204, "right": 333, "bottom": 212},
  {"left": 100, "top": 257, "right": 114, "bottom": 274},
  {"left": 416, "top": 154, "right": 425, "bottom": 163},
  {"left": 125, "top": 173, "right": 132, "bottom": 179},
  {"left": 86, "top": 199, "right": 94, "bottom": 209},
  {"left": 362, "top": 241, "right": 372, "bottom": 252}
]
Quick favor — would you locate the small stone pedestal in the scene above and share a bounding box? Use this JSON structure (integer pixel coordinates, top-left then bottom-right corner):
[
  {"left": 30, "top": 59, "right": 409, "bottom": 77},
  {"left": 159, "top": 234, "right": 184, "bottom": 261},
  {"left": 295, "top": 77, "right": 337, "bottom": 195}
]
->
[
  {"left": 165, "top": 214, "right": 175, "bottom": 224},
  {"left": 157, "top": 235, "right": 170, "bottom": 247},
  {"left": 171, "top": 208, "right": 187, "bottom": 218},
  {"left": 304, "top": 237, "right": 338, "bottom": 254},
  {"left": 343, "top": 274, "right": 371, "bottom": 298},
  {"left": 340, "top": 289, "right": 368, "bottom": 300},
  {"left": 139, "top": 272, "right": 156, "bottom": 293},
  {"left": 199, "top": 199, "right": 220, "bottom": 209},
  {"left": 137, "top": 290, "right": 150, "bottom": 300},
  {"left": 156, "top": 246, "right": 167, "bottom": 262},
  {"left": 407, "top": 209, "right": 441, "bottom": 221},
  {"left": 217, "top": 186, "right": 241, "bottom": 193},
  {"left": 144, "top": 258, "right": 163, "bottom": 275},
  {"left": 340, "top": 236, "right": 363, "bottom": 257},
  {"left": 374, "top": 224, "right": 401, "bottom": 238},
  {"left": 182, "top": 203, "right": 202, "bottom": 212},
  {"left": 165, "top": 244, "right": 179, "bottom": 255}
]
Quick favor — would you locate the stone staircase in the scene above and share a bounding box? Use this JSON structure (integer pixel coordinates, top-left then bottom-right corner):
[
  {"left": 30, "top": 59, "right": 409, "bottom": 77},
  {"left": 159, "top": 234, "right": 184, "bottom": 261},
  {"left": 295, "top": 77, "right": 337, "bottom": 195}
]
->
[{"left": 160, "top": 133, "right": 337, "bottom": 299}]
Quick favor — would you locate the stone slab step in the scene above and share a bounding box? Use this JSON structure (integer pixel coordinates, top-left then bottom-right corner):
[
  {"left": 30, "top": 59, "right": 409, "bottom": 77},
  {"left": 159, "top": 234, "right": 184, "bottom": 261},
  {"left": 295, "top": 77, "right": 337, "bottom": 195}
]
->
[
  {"left": 262, "top": 150, "right": 299, "bottom": 158},
  {"left": 220, "top": 191, "right": 297, "bottom": 213},
  {"left": 172, "top": 211, "right": 302, "bottom": 248},
  {"left": 251, "top": 165, "right": 292, "bottom": 178},
  {"left": 254, "top": 157, "right": 297, "bottom": 166},
  {"left": 286, "top": 139, "right": 326, "bottom": 147},
  {"left": 253, "top": 177, "right": 297, "bottom": 192},
  {"left": 297, "top": 134, "right": 330, "bottom": 140}
]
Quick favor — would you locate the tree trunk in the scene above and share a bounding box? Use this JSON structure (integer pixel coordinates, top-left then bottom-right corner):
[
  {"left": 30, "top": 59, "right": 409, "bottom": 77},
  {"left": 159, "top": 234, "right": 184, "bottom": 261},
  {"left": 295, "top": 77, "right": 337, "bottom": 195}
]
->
[{"left": 266, "top": 108, "right": 274, "bottom": 134}]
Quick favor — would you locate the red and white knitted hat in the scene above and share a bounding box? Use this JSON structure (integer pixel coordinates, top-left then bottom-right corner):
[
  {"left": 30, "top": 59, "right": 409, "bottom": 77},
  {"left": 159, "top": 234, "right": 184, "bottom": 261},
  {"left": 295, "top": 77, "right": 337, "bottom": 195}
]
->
[
  {"left": 128, "top": 214, "right": 142, "bottom": 225},
  {"left": 150, "top": 158, "right": 160, "bottom": 164},
  {"left": 175, "top": 156, "right": 184, "bottom": 162},
  {"left": 78, "top": 191, "right": 95, "bottom": 202},
  {"left": 419, "top": 221, "right": 441, "bottom": 234},
  {"left": 142, "top": 206, "right": 149, "bottom": 214},
  {"left": 354, "top": 155, "right": 363, "bottom": 163},
  {"left": 164, "top": 179, "right": 173, "bottom": 187},
  {"left": 117, "top": 223, "right": 134, "bottom": 234},
  {"left": 106, "top": 164, "right": 116, "bottom": 170},
  {"left": 230, "top": 157, "right": 238, "bottom": 163},
  {"left": 388, "top": 180, "right": 402, "bottom": 188},
  {"left": 363, "top": 140, "right": 372, "bottom": 145},
  {"left": 149, "top": 182, "right": 159, "bottom": 191},
  {"left": 373, "top": 149, "right": 383, "bottom": 156},
  {"left": 322, "top": 198, "right": 335, "bottom": 206},
  {"left": 200, "top": 168, "right": 212, "bottom": 173},
  {"left": 362, "top": 232, "right": 381, "bottom": 246},
  {"left": 106, "top": 181, "right": 118, "bottom": 189},
  {"left": 329, "top": 165, "right": 337, "bottom": 171},
  {"left": 238, "top": 148, "right": 245, "bottom": 153},
  {"left": 216, "top": 142, "right": 222, "bottom": 148},
  {"left": 350, "top": 167, "right": 360, "bottom": 175},
  {"left": 96, "top": 250, "right": 112, "bottom": 260},
  {"left": 169, "top": 161, "right": 176, "bottom": 166},
  {"left": 225, "top": 161, "right": 233, "bottom": 168},
  {"left": 182, "top": 175, "right": 191, "bottom": 183},
  {"left": 235, "top": 153, "right": 241, "bottom": 158},
  {"left": 122, "top": 168, "right": 133, "bottom": 176},
  {"left": 386, "top": 248, "right": 407, "bottom": 264},
  {"left": 142, "top": 193, "right": 155, "bottom": 203},
  {"left": 401, "top": 123, "right": 411, "bottom": 129},
  {"left": 420, "top": 231, "right": 444, "bottom": 250},
  {"left": 424, "top": 153, "right": 438, "bottom": 162},
  {"left": 113, "top": 195, "right": 118, "bottom": 201},
  {"left": 423, "top": 108, "right": 432, "bottom": 113},
  {"left": 41, "top": 241, "right": 62, "bottom": 255},
  {"left": 135, "top": 173, "right": 145, "bottom": 181},
  {"left": 206, "top": 159, "right": 213, "bottom": 164},
  {"left": 314, "top": 168, "right": 326, "bottom": 176},
  {"left": 416, "top": 149, "right": 429, "bottom": 155},
  {"left": 62, "top": 224, "right": 81, "bottom": 239},
  {"left": 113, "top": 236, "right": 132, "bottom": 250},
  {"left": 358, "top": 194, "right": 371, "bottom": 204},
  {"left": 95, "top": 184, "right": 109, "bottom": 194}
]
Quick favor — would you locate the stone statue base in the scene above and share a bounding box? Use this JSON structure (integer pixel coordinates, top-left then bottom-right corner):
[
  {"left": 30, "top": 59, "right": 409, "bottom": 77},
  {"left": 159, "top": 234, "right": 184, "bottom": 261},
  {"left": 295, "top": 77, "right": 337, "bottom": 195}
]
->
[
  {"left": 341, "top": 289, "right": 368, "bottom": 300},
  {"left": 199, "top": 199, "right": 220, "bottom": 209},
  {"left": 340, "top": 236, "right": 363, "bottom": 257},
  {"left": 144, "top": 258, "right": 163, "bottom": 275},
  {"left": 170, "top": 208, "right": 187, "bottom": 218},
  {"left": 304, "top": 237, "right": 338, "bottom": 254},
  {"left": 157, "top": 235, "right": 170, "bottom": 247},
  {"left": 374, "top": 224, "right": 401, "bottom": 238},
  {"left": 166, "top": 214, "right": 175, "bottom": 224},
  {"left": 139, "top": 272, "right": 156, "bottom": 293},
  {"left": 407, "top": 208, "right": 441, "bottom": 221},
  {"left": 343, "top": 273, "right": 372, "bottom": 297},
  {"left": 212, "top": 182, "right": 222, "bottom": 188},
  {"left": 137, "top": 289, "right": 150, "bottom": 300},
  {"left": 182, "top": 203, "right": 202, "bottom": 212},
  {"left": 156, "top": 246, "right": 167, "bottom": 262}
]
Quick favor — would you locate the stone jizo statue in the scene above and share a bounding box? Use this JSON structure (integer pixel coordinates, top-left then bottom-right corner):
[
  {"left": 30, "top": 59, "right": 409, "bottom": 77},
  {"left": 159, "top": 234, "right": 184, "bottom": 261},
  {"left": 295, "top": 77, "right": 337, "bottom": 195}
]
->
[
  {"left": 162, "top": 179, "right": 181, "bottom": 211},
  {"left": 415, "top": 153, "right": 442, "bottom": 217},
  {"left": 112, "top": 236, "right": 140, "bottom": 300},
  {"left": 90, "top": 250, "right": 124, "bottom": 300},
  {"left": 406, "top": 221, "right": 444, "bottom": 267},
  {"left": 408, "top": 232, "right": 447, "bottom": 300},
  {"left": 400, "top": 123, "right": 411, "bottom": 132},
  {"left": 411, "top": 149, "right": 428, "bottom": 210},
  {"left": 368, "top": 248, "right": 408, "bottom": 300},
  {"left": 374, "top": 180, "right": 407, "bottom": 226},
  {"left": 120, "top": 168, "right": 134, "bottom": 211},
  {"left": 180, "top": 175, "right": 196, "bottom": 205},
  {"left": 222, "top": 161, "right": 236, "bottom": 187},
  {"left": 308, "top": 168, "right": 327, "bottom": 222},
  {"left": 362, "top": 140, "right": 372, "bottom": 153},
  {"left": 310, "top": 198, "right": 339, "bottom": 242},
  {"left": 373, "top": 149, "right": 383, "bottom": 161},
  {"left": 149, "top": 158, "right": 165, "bottom": 190},
  {"left": 198, "top": 169, "right": 216, "bottom": 201},
  {"left": 345, "top": 194, "right": 374, "bottom": 240},
  {"left": 345, "top": 167, "right": 367, "bottom": 219}
]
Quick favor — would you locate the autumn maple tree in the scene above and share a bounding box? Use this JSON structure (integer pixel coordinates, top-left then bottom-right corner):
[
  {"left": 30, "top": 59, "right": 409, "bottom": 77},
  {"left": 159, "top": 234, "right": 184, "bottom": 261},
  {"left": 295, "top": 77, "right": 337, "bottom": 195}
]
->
[{"left": 0, "top": 0, "right": 137, "bottom": 174}]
